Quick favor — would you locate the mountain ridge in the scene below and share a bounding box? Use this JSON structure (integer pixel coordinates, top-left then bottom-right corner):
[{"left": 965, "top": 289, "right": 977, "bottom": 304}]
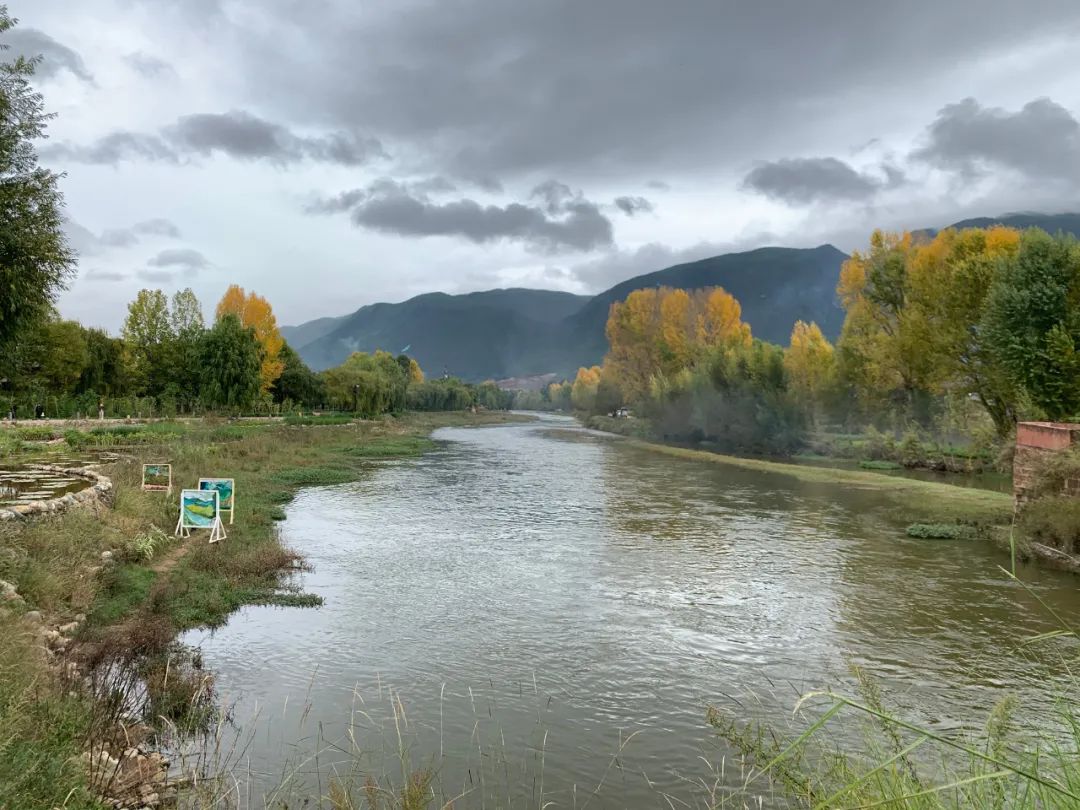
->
[{"left": 287, "top": 212, "right": 1080, "bottom": 381}]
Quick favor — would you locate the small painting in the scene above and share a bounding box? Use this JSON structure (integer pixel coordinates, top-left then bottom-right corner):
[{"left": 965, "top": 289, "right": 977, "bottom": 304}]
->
[
  {"left": 180, "top": 489, "right": 218, "bottom": 529},
  {"left": 199, "top": 478, "right": 234, "bottom": 510},
  {"left": 142, "top": 463, "right": 172, "bottom": 492}
]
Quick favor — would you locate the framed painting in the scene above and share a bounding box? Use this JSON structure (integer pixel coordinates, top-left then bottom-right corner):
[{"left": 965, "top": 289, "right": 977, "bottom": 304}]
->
[
  {"left": 199, "top": 478, "right": 235, "bottom": 524},
  {"left": 142, "top": 463, "right": 172, "bottom": 493}
]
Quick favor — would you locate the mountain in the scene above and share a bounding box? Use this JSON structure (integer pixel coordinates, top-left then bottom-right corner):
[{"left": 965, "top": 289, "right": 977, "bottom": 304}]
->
[
  {"left": 289, "top": 246, "right": 849, "bottom": 379},
  {"left": 920, "top": 212, "right": 1080, "bottom": 239},
  {"left": 288, "top": 212, "right": 1080, "bottom": 381},
  {"left": 294, "top": 289, "right": 590, "bottom": 378},
  {"left": 560, "top": 244, "right": 848, "bottom": 373}
]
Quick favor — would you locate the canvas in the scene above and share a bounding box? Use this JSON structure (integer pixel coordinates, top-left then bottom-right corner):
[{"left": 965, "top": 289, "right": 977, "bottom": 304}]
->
[{"left": 180, "top": 488, "right": 218, "bottom": 529}]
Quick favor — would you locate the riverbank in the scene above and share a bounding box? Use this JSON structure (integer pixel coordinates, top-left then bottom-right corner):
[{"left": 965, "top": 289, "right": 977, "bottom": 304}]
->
[{"left": 0, "top": 410, "right": 529, "bottom": 809}]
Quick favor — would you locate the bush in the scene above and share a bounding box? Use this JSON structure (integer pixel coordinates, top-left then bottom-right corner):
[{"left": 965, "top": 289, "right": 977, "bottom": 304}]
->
[
  {"left": 284, "top": 414, "right": 353, "bottom": 426},
  {"left": 1020, "top": 496, "right": 1080, "bottom": 555},
  {"left": 906, "top": 523, "right": 978, "bottom": 540},
  {"left": 859, "top": 459, "right": 902, "bottom": 470}
]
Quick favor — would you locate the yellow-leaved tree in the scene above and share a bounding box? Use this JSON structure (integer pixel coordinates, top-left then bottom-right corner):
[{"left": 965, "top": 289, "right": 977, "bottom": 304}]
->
[
  {"left": 784, "top": 320, "right": 835, "bottom": 427},
  {"left": 215, "top": 285, "right": 285, "bottom": 393},
  {"left": 571, "top": 365, "right": 602, "bottom": 411}
]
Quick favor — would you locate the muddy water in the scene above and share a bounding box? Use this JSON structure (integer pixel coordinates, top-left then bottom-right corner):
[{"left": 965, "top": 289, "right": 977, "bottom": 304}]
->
[{"left": 184, "top": 414, "right": 1080, "bottom": 807}]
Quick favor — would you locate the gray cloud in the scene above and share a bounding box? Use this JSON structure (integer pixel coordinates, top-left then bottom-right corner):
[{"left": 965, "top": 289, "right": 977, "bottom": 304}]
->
[
  {"left": 645, "top": 180, "right": 671, "bottom": 191},
  {"left": 147, "top": 248, "right": 210, "bottom": 272},
  {"left": 83, "top": 269, "right": 128, "bottom": 283},
  {"left": 309, "top": 180, "right": 613, "bottom": 252},
  {"left": 65, "top": 218, "right": 182, "bottom": 254},
  {"left": 125, "top": 52, "right": 174, "bottom": 78},
  {"left": 613, "top": 196, "right": 654, "bottom": 216},
  {"left": 5, "top": 27, "right": 93, "bottom": 82},
  {"left": 100, "top": 219, "right": 183, "bottom": 248},
  {"left": 742, "top": 157, "right": 890, "bottom": 204},
  {"left": 42, "top": 110, "right": 384, "bottom": 167},
  {"left": 912, "top": 97, "right": 1080, "bottom": 182},
  {"left": 232, "top": 0, "right": 1080, "bottom": 180}
]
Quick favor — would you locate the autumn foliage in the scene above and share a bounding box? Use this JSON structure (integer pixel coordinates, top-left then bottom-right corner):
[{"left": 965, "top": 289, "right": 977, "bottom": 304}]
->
[{"left": 216, "top": 285, "right": 286, "bottom": 393}]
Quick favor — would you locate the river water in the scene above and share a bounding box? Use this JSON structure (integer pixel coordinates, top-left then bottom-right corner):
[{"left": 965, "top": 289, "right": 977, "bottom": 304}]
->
[{"left": 184, "top": 414, "right": 1080, "bottom": 808}]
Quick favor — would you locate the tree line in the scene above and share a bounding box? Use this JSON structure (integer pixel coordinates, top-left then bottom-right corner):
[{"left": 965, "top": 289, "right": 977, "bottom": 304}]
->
[{"left": 554, "top": 225, "right": 1080, "bottom": 454}]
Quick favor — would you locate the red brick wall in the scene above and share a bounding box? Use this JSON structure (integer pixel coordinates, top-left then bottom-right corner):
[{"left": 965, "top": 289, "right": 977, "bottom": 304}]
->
[{"left": 1014, "top": 422, "right": 1080, "bottom": 503}]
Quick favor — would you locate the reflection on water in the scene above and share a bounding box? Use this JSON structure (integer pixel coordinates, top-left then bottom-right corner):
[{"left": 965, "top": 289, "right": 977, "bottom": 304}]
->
[{"left": 183, "top": 414, "right": 1080, "bottom": 807}]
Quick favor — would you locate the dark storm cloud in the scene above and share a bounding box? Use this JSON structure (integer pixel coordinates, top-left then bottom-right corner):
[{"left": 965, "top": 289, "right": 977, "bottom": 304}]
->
[
  {"left": 42, "top": 110, "right": 384, "bottom": 167},
  {"left": 233, "top": 0, "right": 1080, "bottom": 178},
  {"left": 912, "top": 97, "right": 1080, "bottom": 182},
  {"left": 4, "top": 28, "right": 93, "bottom": 82},
  {"left": 309, "top": 180, "right": 613, "bottom": 252},
  {"left": 741, "top": 157, "right": 889, "bottom": 204},
  {"left": 147, "top": 248, "right": 209, "bottom": 272},
  {"left": 613, "top": 196, "right": 654, "bottom": 216}
]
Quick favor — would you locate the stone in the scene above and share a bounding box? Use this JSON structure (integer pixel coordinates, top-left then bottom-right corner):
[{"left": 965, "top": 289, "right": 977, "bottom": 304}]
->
[
  {"left": 0, "top": 579, "right": 18, "bottom": 601},
  {"left": 23, "top": 610, "right": 43, "bottom": 623},
  {"left": 59, "top": 621, "right": 80, "bottom": 636},
  {"left": 74, "top": 613, "right": 86, "bottom": 623},
  {"left": 101, "top": 550, "right": 114, "bottom": 564}
]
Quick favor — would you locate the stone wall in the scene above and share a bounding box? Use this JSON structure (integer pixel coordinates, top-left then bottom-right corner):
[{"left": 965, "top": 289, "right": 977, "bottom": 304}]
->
[
  {"left": 0, "top": 464, "right": 113, "bottom": 521},
  {"left": 1014, "top": 422, "right": 1080, "bottom": 504}
]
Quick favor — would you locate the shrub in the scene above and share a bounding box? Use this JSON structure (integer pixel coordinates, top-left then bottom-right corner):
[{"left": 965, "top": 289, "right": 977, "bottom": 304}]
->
[
  {"left": 859, "top": 459, "right": 902, "bottom": 470},
  {"left": 1020, "top": 496, "right": 1080, "bottom": 555},
  {"left": 906, "top": 523, "right": 978, "bottom": 540}
]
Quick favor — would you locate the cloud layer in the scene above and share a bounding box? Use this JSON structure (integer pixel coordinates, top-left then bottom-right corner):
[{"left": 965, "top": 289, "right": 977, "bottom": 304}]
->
[{"left": 43, "top": 110, "right": 384, "bottom": 167}]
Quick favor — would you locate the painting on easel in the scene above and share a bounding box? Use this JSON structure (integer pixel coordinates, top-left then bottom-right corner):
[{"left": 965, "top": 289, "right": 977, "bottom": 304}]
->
[
  {"left": 175, "top": 488, "right": 226, "bottom": 543},
  {"left": 199, "top": 478, "right": 235, "bottom": 524},
  {"left": 142, "top": 463, "right": 172, "bottom": 493}
]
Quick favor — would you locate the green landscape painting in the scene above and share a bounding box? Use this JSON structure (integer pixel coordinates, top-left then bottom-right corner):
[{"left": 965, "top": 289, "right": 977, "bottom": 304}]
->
[
  {"left": 142, "top": 464, "right": 170, "bottom": 490},
  {"left": 180, "top": 489, "right": 217, "bottom": 528},
  {"left": 199, "top": 478, "right": 234, "bottom": 510}
]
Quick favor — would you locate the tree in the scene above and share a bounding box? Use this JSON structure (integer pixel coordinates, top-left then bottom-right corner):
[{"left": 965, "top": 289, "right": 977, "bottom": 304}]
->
[
  {"left": 0, "top": 10, "right": 75, "bottom": 351},
  {"left": 321, "top": 350, "right": 407, "bottom": 415},
  {"left": 121, "top": 289, "right": 172, "bottom": 394},
  {"left": 216, "top": 285, "right": 285, "bottom": 393},
  {"left": 570, "top": 365, "right": 602, "bottom": 411},
  {"left": 169, "top": 288, "right": 206, "bottom": 411},
  {"left": 784, "top": 321, "right": 835, "bottom": 426},
  {"left": 78, "top": 327, "right": 126, "bottom": 396},
  {"left": 983, "top": 229, "right": 1080, "bottom": 421},
  {"left": 905, "top": 226, "right": 1022, "bottom": 435},
  {"left": 274, "top": 343, "right": 325, "bottom": 408},
  {"left": 199, "top": 313, "right": 262, "bottom": 410}
]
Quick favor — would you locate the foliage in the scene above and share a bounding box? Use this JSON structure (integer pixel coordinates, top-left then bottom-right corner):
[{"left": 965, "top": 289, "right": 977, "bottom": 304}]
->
[
  {"left": 982, "top": 229, "right": 1080, "bottom": 421},
  {"left": 905, "top": 523, "right": 978, "bottom": 540},
  {"left": 216, "top": 284, "right": 286, "bottom": 393},
  {"left": 784, "top": 320, "right": 837, "bottom": 425},
  {"left": 198, "top": 313, "right": 263, "bottom": 410},
  {"left": 274, "top": 342, "right": 325, "bottom": 408},
  {"left": 322, "top": 350, "right": 407, "bottom": 415},
  {"left": 1019, "top": 496, "right": 1080, "bottom": 555},
  {"left": 570, "top": 365, "right": 601, "bottom": 411},
  {"left": 0, "top": 10, "right": 76, "bottom": 352}
]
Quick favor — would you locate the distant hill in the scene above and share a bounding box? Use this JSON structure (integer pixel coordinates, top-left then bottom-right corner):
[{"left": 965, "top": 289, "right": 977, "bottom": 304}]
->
[
  {"left": 560, "top": 244, "right": 848, "bottom": 373},
  {"left": 919, "top": 212, "right": 1080, "bottom": 240},
  {"left": 289, "top": 246, "right": 849, "bottom": 379},
  {"left": 294, "top": 289, "right": 590, "bottom": 378},
  {"left": 287, "top": 212, "right": 1080, "bottom": 381}
]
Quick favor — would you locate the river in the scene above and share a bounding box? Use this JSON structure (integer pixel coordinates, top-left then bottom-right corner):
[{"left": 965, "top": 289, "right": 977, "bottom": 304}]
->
[{"left": 183, "top": 414, "right": 1080, "bottom": 808}]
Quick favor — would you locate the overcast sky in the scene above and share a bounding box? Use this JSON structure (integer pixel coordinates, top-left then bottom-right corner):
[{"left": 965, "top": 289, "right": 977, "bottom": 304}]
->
[{"left": 9, "top": 0, "right": 1080, "bottom": 331}]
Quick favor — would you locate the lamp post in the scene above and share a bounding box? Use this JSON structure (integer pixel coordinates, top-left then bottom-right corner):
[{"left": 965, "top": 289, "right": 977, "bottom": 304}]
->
[{"left": 352, "top": 383, "right": 360, "bottom": 415}]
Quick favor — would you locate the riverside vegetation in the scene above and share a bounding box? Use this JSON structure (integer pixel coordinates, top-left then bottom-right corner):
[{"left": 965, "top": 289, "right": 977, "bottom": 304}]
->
[{"left": 0, "top": 410, "right": 527, "bottom": 809}]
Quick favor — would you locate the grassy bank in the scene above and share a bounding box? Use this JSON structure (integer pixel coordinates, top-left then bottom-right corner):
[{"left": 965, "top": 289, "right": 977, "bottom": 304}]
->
[{"left": 0, "top": 410, "right": 527, "bottom": 809}]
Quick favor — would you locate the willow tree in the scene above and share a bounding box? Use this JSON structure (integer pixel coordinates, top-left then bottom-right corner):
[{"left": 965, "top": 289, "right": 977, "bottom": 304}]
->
[{"left": 0, "top": 10, "right": 75, "bottom": 350}]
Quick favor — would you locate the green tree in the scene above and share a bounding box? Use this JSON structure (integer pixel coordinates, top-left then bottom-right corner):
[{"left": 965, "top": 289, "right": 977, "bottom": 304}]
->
[
  {"left": 77, "top": 327, "right": 126, "bottom": 396},
  {"left": 198, "top": 313, "right": 262, "bottom": 410},
  {"left": 168, "top": 288, "right": 206, "bottom": 411},
  {"left": 121, "top": 288, "right": 172, "bottom": 395},
  {"left": 0, "top": 10, "right": 76, "bottom": 350},
  {"left": 274, "top": 343, "right": 325, "bottom": 408},
  {"left": 983, "top": 229, "right": 1080, "bottom": 420}
]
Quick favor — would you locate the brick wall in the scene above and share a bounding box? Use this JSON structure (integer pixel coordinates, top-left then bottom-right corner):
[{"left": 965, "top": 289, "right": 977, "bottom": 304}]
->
[{"left": 1014, "top": 422, "right": 1080, "bottom": 504}]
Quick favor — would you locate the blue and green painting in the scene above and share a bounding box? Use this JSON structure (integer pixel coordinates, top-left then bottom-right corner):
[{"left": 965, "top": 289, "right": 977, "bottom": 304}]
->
[
  {"left": 199, "top": 478, "right": 234, "bottom": 510},
  {"left": 143, "top": 464, "right": 170, "bottom": 489},
  {"left": 181, "top": 489, "right": 217, "bottom": 528}
]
